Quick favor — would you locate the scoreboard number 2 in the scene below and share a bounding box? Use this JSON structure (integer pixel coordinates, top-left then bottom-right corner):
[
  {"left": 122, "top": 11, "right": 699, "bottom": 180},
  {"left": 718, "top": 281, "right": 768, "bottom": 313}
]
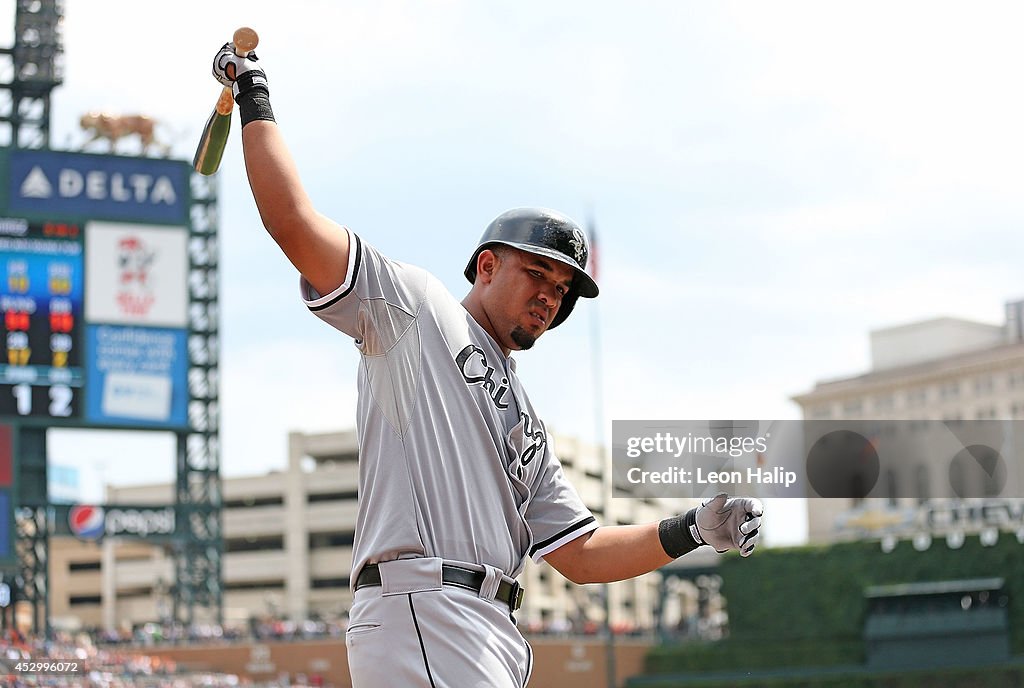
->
[{"left": 49, "top": 384, "right": 72, "bottom": 416}]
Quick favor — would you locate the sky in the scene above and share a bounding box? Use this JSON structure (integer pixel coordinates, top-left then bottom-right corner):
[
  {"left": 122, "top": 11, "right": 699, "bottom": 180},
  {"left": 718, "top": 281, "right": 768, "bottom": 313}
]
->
[{"left": 10, "top": 1, "right": 1024, "bottom": 547}]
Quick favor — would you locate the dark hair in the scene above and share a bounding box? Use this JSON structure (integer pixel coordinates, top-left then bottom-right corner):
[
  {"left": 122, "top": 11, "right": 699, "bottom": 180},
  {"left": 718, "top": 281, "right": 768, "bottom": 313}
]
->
[{"left": 487, "top": 244, "right": 513, "bottom": 261}]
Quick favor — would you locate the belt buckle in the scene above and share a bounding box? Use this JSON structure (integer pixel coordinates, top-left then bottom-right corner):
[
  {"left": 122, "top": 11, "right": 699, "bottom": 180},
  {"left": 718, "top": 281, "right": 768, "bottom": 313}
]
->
[{"left": 508, "top": 579, "right": 523, "bottom": 611}]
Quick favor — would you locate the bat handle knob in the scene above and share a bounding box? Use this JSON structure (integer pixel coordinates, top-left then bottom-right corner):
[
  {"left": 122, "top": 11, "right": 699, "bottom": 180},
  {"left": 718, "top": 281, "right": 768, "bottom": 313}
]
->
[{"left": 232, "top": 27, "right": 259, "bottom": 56}]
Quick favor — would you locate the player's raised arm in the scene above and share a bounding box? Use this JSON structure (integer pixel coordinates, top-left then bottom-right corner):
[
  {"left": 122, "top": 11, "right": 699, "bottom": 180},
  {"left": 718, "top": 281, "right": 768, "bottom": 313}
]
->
[
  {"left": 544, "top": 493, "right": 763, "bottom": 584},
  {"left": 212, "top": 40, "right": 350, "bottom": 297}
]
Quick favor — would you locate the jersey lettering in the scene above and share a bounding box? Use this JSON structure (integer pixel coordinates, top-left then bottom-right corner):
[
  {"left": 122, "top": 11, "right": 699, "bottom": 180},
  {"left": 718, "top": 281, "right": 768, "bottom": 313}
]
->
[
  {"left": 518, "top": 412, "right": 546, "bottom": 468},
  {"left": 455, "top": 344, "right": 510, "bottom": 410}
]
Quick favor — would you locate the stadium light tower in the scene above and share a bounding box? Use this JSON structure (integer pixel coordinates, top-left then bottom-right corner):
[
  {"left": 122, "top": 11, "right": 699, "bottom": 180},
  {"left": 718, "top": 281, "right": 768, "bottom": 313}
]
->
[
  {"left": 0, "top": 0, "right": 65, "bottom": 638},
  {"left": 0, "top": 0, "right": 65, "bottom": 149},
  {"left": 0, "top": 1, "right": 224, "bottom": 635}
]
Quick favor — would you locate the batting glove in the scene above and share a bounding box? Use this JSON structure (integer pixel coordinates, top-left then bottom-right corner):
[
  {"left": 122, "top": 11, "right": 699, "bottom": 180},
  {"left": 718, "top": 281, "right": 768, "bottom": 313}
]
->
[
  {"left": 212, "top": 42, "right": 267, "bottom": 100},
  {"left": 694, "top": 493, "right": 763, "bottom": 557}
]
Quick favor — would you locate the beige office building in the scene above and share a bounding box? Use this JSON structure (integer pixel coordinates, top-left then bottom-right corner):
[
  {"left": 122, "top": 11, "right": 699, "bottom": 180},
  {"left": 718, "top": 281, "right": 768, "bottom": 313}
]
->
[
  {"left": 792, "top": 300, "right": 1024, "bottom": 544},
  {"left": 51, "top": 429, "right": 701, "bottom": 633}
]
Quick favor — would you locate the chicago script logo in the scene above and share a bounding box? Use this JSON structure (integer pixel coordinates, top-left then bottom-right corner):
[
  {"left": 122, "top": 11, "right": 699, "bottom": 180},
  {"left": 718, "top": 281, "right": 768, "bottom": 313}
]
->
[
  {"left": 455, "top": 344, "right": 510, "bottom": 410},
  {"left": 518, "top": 412, "right": 547, "bottom": 468}
]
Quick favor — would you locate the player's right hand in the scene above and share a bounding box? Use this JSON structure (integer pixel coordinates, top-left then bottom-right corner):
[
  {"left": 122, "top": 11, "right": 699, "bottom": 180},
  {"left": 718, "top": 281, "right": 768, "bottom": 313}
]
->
[
  {"left": 212, "top": 42, "right": 266, "bottom": 99},
  {"left": 694, "top": 493, "right": 763, "bottom": 557}
]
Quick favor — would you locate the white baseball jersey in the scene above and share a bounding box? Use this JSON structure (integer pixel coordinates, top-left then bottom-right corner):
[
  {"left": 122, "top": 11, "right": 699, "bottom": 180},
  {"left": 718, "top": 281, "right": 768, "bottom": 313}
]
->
[{"left": 300, "top": 230, "right": 599, "bottom": 581}]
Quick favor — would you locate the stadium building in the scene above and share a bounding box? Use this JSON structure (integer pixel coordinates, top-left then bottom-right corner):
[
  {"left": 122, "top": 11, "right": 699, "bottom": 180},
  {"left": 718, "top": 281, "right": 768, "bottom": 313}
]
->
[
  {"left": 51, "top": 429, "right": 701, "bottom": 634},
  {"left": 792, "top": 299, "right": 1024, "bottom": 544}
]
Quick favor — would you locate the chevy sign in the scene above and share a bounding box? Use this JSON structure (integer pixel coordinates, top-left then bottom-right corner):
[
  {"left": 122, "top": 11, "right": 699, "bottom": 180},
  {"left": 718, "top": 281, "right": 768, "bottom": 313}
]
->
[{"left": 7, "top": 149, "right": 189, "bottom": 224}]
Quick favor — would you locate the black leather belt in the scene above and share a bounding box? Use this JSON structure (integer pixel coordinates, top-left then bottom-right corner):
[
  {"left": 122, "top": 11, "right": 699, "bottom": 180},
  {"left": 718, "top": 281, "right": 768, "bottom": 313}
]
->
[{"left": 355, "top": 563, "right": 524, "bottom": 612}]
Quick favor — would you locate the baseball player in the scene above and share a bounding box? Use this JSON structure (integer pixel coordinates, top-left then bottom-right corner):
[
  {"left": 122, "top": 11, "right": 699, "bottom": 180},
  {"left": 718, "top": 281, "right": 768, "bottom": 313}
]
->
[{"left": 214, "top": 42, "right": 764, "bottom": 688}]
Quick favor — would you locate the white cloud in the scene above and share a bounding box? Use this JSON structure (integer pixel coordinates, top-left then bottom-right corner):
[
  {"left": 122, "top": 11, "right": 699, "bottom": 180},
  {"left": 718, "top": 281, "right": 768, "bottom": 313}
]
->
[
  {"left": 220, "top": 336, "right": 359, "bottom": 477},
  {"left": 730, "top": 2, "right": 1024, "bottom": 184}
]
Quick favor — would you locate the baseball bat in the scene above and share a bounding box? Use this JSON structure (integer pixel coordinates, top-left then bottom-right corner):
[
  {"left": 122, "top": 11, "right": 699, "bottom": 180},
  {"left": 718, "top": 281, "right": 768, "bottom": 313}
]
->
[{"left": 193, "top": 27, "right": 259, "bottom": 175}]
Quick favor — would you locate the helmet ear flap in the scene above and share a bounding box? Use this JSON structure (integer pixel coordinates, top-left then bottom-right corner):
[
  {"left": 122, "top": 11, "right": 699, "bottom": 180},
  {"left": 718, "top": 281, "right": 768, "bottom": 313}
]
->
[
  {"left": 475, "top": 248, "right": 490, "bottom": 280},
  {"left": 549, "top": 290, "right": 580, "bottom": 329},
  {"left": 464, "top": 247, "right": 483, "bottom": 283}
]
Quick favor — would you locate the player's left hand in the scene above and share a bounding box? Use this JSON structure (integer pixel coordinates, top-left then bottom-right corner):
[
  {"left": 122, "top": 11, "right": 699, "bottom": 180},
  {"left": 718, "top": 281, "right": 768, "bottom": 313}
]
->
[
  {"left": 212, "top": 42, "right": 266, "bottom": 98},
  {"left": 694, "top": 493, "right": 763, "bottom": 557}
]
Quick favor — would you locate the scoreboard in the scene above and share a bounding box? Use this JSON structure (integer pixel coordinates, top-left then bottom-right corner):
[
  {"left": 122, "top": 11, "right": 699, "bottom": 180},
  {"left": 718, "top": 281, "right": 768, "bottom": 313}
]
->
[
  {"left": 0, "top": 219, "right": 84, "bottom": 419},
  {"left": 0, "top": 148, "right": 192, "bottom": 430}
]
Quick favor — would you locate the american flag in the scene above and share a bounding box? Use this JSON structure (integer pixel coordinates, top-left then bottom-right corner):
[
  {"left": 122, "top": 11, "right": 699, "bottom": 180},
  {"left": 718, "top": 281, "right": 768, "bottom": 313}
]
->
[{"left": 587, "top": 218, "right": 600, "bottom": 283}]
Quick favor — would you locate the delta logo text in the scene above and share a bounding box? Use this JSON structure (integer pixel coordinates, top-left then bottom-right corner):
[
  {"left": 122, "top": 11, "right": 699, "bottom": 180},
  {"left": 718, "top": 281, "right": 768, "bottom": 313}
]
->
[{"left": 8, "top": 149, "right": 188, "bottom": 224}]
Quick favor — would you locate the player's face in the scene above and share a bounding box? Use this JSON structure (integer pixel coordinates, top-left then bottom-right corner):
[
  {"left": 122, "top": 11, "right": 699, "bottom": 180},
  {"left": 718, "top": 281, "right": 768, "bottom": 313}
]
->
[{"left": 491, "top": 249, "right": 575, "bottom": 351}]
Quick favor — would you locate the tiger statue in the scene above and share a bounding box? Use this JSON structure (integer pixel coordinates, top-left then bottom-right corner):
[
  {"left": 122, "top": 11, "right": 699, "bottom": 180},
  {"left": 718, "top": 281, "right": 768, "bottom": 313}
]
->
[{"left": 79, "top": 112, "right": 169, "bottom": 156}]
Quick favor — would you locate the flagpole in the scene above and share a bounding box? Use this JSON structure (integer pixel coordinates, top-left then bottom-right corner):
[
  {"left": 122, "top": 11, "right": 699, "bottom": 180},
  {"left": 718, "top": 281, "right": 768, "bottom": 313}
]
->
[{"left": 588, "top": 216, "right": 617, "bottom": 688}]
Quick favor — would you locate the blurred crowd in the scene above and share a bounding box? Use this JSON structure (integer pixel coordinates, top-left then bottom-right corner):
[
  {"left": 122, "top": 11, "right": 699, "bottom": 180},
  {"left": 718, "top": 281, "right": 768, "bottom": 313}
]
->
[
  {"left": 0, "top": 614, "right": 697, "bottom": 687},
  {"left": 87, "top": 616, "right": 658, "bottom": 648},
  {"left": 91, "top": 619, "right": 346, "bottom": 647},
  {"left": 0, "top": 630, "right": 323, "bottom": 688},
  {"left": 521, "top": 618, "right": 656, "bottom": 637}
]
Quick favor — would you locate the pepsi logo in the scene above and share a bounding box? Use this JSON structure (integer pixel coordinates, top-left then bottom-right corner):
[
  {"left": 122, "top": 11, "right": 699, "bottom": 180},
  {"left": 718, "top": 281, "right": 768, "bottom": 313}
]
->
[{"left": 68, "top": 505, "right": 105, "bottom": 541}]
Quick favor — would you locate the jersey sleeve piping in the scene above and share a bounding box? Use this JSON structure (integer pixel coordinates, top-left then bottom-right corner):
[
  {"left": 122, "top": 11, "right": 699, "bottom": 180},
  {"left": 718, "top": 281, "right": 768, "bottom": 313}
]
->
[
  {"left": 306, "top": 230, "right": 363, "bottom": 312},
  {"left": 529, "top": 515, "right": 598, "bottom": 562}
]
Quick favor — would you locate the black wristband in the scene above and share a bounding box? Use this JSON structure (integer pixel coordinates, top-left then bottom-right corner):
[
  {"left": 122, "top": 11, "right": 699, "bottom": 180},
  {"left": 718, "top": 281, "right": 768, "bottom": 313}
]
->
[
  {"left": 658, "top": 507, "right": 705, "bottom": 558},
  {"left": 234, "top": 71, "right": 275, "bottom": 127}
]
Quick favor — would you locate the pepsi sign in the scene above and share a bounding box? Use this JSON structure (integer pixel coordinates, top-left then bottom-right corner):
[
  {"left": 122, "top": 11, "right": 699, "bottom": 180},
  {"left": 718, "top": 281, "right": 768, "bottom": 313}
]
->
[
  {"left": 7, "top": 150, "right": 189, "bottom": 225},
  {"left": 65, "top": 503, "right": 176, "bottom": 541},
  {"left": 68, "top": 504, "right": 105, "bottom": 540}
]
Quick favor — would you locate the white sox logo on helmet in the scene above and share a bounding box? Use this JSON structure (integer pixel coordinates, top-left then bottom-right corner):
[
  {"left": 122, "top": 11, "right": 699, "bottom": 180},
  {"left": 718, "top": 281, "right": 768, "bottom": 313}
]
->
[{"left": 568, "top": 228, "right": 586, "bottom": 265}]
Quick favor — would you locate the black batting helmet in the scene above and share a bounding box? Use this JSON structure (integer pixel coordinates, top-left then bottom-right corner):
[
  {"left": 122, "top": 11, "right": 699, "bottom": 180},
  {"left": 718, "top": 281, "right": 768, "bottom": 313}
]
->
[{"left": 464, "top": 207, "right": 599, "bottom": 329}]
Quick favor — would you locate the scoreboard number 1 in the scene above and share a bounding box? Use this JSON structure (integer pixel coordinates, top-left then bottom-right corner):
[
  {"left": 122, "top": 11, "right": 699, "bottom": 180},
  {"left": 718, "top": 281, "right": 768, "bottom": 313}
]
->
[{"left": 11, "top": 383, "right": 29, "bottom": 415}]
